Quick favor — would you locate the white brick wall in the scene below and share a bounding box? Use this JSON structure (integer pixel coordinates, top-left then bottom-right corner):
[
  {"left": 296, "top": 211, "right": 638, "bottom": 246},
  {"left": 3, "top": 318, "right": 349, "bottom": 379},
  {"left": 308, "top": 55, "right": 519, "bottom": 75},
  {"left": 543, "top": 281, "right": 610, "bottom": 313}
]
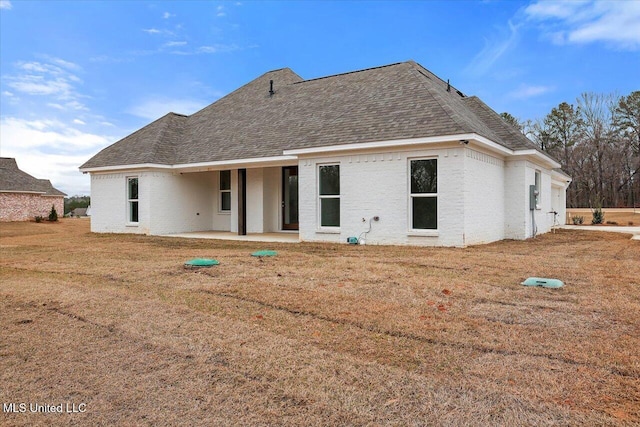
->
[
  {"left": 148, "top": 171, "right": 214, "bottom": 235},
  {"left": 463, "top": 148, "right": 505, "bottom": 245},
  {"left": 503, "top": 161, "right": 556, "bottom": 239},
  {"left": 504, "top": 160, "right": 528, "bottom": 240},
  {"left": 246, "top": 168, "right": 264, "bottom": 233},
  {"left": 211, "top": 171, "right": 231, "bottom": 232},
  {"left": 299, "top": 146, "right": 467, "bottom": 246},
  {"left": 89, "top": 150, "right": 564, "bottom": 245},
  {"left": 91, "top": 172, "right": 147, "bottom": 234},
  {"left": 91, "top": 171, "right": 216, "bottom": 235},
  {"left": 262, "top": 167, "right": 281, "bottom": 232}
]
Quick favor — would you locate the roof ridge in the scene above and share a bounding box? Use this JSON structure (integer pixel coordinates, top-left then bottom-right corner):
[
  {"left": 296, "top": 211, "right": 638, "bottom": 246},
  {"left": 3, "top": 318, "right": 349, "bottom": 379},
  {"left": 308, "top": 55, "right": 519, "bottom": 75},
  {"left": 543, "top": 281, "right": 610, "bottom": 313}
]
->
[
  {"left": 149, "top": 112, "right": 186, "bottom": 164},
  {"left": 294, "top": 61, "right": 406, "bottom": 84},
  {"left": 407, "top": 64, "right": 472, "bottom": 135},
  {"left": 409, "top": 61, "right": 466, "bottom": 97}
]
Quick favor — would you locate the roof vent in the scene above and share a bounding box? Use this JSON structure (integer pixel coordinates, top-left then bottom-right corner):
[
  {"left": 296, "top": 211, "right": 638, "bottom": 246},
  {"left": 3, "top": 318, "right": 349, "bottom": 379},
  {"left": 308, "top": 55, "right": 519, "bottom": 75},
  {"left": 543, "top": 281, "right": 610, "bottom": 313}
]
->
[
  {"left": 269, "top": 80, "right": 274, "bottom": 97},
  {"left": 446, "top": 79, "right": 451, "bottom": 92}
]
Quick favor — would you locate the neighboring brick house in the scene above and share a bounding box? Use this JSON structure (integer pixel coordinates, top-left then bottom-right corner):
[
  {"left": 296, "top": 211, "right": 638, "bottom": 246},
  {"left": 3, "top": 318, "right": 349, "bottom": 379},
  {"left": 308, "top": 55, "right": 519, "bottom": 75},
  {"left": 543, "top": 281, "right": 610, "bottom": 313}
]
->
[
  {"left": 0, "top": 157, "right": 66, "bottom": 222},
  {"left": 81, "top": 61, "right": 571, "bottom": 246}
]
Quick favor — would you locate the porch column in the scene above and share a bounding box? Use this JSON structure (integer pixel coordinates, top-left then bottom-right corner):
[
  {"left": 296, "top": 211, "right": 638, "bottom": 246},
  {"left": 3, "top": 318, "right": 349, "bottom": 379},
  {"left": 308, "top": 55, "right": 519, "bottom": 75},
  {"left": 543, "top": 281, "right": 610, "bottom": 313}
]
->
[{"left": 238, "top": 169, "right": 246, "bottom": 235}]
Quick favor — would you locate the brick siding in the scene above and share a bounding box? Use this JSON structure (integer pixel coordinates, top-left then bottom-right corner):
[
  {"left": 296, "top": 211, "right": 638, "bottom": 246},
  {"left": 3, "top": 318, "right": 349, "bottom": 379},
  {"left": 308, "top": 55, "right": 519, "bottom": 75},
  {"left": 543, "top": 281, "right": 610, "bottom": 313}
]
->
[{"left": 0, "top": 193, "right": 64, "bottom": 222}]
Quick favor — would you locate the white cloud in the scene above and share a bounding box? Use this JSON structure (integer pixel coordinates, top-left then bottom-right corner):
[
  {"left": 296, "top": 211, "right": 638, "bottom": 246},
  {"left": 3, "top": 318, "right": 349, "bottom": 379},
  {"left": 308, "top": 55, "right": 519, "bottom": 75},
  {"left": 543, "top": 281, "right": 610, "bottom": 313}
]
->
[
  {"left": 45, "top": 56, "right": 82, "bottom": 71},
  {"left": 508, "top": 84, "right": 554, "bottom": 99},
  {"left": 2, "top": 90, "right": 14, "bottom": 97},
  {"left": 142, "top": 27, "right": 175, "bottom": 36},
  {"left": 163, "top": 41, "right": 188, "bottom": 48},
  {"left": 0, "top": 117, "right": 109, "bottom": 151},
  {"left": 0, "top": 0, "right": 12, "bottom": 10},
  {"left": 217, "top": 5, "right": 226, "bottom": 17},
  {"left": 197, "top": 44, "right": 239, "bottom": 54},
  {"left": 89, "top": 55, "right": 125, "bottom": 63},
  {"left": 3, "top": 58, "right": 88, "bottom": 111},
  {"left": 6, "top": 74, "right": 74, "bottom": 96},
  {"left": 525, "top": 0, "right": 640, "bottom": 50},
  {"left": 465, "top": 20, "right": 520, "bottom": 75},
  {"left": 127, "top": 97, "right": 209, "bottom": 121},
  {"left": 163, "top": 12, "right": 175, "bottom": 19},
  {"left": 0, "top": 117, "right": 118, "bottom": 195},
  {"left": 73, "top": 119, "right": 86, "bottom": 125}
]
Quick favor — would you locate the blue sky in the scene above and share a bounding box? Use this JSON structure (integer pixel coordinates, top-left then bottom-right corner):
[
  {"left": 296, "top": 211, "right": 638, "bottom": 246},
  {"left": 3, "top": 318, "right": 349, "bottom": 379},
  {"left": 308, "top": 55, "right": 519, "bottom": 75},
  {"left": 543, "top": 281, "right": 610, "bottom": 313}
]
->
[{"left": 1, "top": 0, "right": 639, "bottom": 196}]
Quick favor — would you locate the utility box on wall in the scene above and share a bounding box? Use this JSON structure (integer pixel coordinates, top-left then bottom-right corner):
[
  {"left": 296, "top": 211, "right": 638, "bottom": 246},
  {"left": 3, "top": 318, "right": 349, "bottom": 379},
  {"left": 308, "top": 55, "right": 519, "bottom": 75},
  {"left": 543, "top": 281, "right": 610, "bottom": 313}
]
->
[{"left": 529, "top": 185, "right": 539, "bottom": 211}]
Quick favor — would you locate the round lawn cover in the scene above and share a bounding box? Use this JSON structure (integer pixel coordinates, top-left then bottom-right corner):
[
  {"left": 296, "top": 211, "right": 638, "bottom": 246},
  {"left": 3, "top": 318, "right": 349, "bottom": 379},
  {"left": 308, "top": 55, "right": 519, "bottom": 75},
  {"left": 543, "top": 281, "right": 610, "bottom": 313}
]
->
[
  {"left": 521, "top": 277, "right": 564, "bottom": 288},
  {"left": 251, "top": 250, "right": 277, "bottom": 257},
  {"left": 184, "top": 258, "right": 219, "bottom": 267}
]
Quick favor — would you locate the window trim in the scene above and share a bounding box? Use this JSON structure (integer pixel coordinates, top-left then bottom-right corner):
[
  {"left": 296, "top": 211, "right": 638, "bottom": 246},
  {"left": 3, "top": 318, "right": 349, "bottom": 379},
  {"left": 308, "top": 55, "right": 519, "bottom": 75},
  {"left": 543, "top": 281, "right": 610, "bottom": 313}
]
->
[
  {"left": 219, "top": 170, "right": 231, "bottom": 214},
  {"left": 126, "top": 176, "right": 139, "bottom": 226},
  {"left": 317, "top": 163, "right": 340, "bottom": 230},
  {"left": 408, "top": 157, "right": 438, "bottom": 233}
]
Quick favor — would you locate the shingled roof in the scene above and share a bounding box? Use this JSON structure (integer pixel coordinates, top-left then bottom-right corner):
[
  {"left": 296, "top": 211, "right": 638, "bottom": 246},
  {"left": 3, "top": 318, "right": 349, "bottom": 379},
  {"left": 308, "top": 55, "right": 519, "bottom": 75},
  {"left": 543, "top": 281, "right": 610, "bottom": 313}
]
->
[
  {"left": 0, "top": 158, "right": 66, "bottom": 196},
  {"left": 81, "top": 61, "right": 543, "bottom": 169}
]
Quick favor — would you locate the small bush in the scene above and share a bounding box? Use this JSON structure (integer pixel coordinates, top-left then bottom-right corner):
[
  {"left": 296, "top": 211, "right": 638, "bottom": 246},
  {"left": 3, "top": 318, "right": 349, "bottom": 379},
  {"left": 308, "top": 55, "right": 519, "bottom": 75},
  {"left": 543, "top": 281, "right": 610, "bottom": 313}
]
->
[
  {"left": 35, "top": 216, "right": 43, "bottom": 223},
  {"left": 48, "top": 205, "right": 58, "bottom": 222},
  {"left": 572, "top": 216, "right": 584, "bottom": 225},
  {"left": 591, "top": 207, "right": 604, "bottom": 224},
  {"left": 629, "top": 221, "right": 634, "bottom": 226},
  {"left": 606, "top": 221, "right": 618, "bottom": 225}
]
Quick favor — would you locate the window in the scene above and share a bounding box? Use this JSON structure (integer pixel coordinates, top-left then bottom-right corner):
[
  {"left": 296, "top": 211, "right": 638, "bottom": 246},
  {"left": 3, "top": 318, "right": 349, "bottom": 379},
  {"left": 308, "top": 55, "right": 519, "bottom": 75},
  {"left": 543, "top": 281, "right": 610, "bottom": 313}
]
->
[
  {"left": 219, "top": 170, "right": 231, "bottom": 212},
  {"left": 319, "top": 164, "right": 340, "bottom": 227},
  {"left": 410, "top": 159, "right": 437, "bottom": 230},
  {"left": 127, "top": 177, "right": 139, "bottom": 223},
  {"left": 534, "top": 170, "right": 541, "bottom": 209}
]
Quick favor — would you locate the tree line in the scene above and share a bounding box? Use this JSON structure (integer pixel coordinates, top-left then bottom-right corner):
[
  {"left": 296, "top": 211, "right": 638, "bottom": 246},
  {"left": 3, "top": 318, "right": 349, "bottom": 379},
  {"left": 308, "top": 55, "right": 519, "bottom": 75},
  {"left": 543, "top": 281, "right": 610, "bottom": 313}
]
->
[
  {"left": 64, "top": 195, "right": 91, "bottom": 214},
  {"left": 501, "top": 91, "right": 639, "bottom": 208}
]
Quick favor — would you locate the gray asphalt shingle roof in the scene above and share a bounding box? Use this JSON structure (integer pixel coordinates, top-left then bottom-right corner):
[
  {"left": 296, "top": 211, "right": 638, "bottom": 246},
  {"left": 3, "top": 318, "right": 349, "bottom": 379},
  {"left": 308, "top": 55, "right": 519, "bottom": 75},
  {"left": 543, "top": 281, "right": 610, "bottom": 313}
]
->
[
  {"left": 81, "top": 61, "right": 542, "bottom": 169},
  {"left": 0, "top": 158, "right": 66, "bottom": 196}
]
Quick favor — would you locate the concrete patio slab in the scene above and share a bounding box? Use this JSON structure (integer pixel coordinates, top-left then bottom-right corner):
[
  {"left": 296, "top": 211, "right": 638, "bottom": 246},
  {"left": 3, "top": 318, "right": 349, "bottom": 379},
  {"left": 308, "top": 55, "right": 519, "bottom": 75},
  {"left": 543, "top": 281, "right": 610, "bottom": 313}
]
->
[
  {"left": 560, "top": 225, "right": 640, "bottom": 240},
  {"left": 161, "top": 231, "right": 300, "bottom": 243}
]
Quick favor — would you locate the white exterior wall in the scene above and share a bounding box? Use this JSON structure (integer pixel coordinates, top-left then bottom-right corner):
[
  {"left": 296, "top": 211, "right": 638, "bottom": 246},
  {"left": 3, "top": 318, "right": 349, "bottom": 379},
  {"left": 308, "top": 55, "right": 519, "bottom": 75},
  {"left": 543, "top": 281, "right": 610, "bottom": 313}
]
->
[
  {"left": 90, "top": 172, "right": 150, "bottom": 234},
  {"left": 262, "top": 167, "right": 281, "bottom": 232},
  {"left": 91, "top": 171, "right": 220, "bottom": 235},
  {"left": 299, "top": 147, "right": 466, "bottom": 247},
  {"left": 211, "top": 171, "right": 231, "bottom": 231},
  {"left": 504, "top": 161, "right": 528, "bottom": 239},
  {"left": 531, "top": 166, "right": 554, "bottom": 235},
  {"left": 148, "top": 171, "right": 214, "bottom": 235},
  {"left": 551, "top": 180, "right": 568, "bottom": 226},
  {"left": 463, "top": 148, "right": 505, "bottom": 245},
  {"left": 504, "top": 161, "right": 555, "bottom": 239},
  {"left": 246, "top": 168, "right": 264, "bottom": 233},
  {"left": 89, "top": 148, "right": 565, "bottom": 245}
]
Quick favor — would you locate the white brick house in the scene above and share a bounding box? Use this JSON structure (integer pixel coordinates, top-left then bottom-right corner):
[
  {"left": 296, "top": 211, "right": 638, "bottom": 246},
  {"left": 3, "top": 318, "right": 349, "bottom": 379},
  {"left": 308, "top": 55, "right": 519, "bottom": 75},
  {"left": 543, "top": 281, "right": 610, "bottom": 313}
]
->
[{"left": 80, "top": 61, "right": 571, "bottom": 246}]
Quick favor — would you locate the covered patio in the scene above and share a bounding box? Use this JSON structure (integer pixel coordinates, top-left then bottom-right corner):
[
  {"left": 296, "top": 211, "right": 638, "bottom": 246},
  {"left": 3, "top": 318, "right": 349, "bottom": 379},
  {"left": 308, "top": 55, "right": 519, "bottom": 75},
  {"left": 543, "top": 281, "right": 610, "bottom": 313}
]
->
[{"left": 160, "top": 231, "right": 299, "bottom": 243}]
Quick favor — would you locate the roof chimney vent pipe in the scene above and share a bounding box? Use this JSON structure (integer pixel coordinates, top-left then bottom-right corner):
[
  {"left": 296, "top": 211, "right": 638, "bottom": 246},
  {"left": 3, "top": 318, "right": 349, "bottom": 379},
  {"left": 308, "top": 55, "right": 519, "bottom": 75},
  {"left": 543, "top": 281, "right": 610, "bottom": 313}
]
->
[
  {"left": 447, "top": 79, "right": 451, "bottom": 92},
  {"left": 269, "top": 80, "right": 274, "bottom": 97}
]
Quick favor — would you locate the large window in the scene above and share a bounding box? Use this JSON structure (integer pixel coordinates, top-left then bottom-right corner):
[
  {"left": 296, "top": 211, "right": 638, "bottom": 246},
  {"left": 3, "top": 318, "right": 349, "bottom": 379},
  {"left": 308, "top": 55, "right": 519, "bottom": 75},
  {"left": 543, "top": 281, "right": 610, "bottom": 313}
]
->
[
  {"left": 319, "top": 164, "right": 340, "bottom": 227},
  {"left": 127, "top": 177, "right": 139, "bottom": 223},
  {"left": 410, "top": 159, "right": 437, "bottom": 230},
  {"left": 219, "top": 170, "right": 231, "bottom": 212}
]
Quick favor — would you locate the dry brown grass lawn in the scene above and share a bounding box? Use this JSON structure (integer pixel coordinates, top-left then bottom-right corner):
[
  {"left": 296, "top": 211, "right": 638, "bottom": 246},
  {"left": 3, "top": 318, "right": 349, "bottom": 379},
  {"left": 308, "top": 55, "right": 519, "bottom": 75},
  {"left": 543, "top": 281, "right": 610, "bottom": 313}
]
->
[
  {"left": 567, "top": 208, "right": 640, "bottom": 226},
  {"left": 1, "top": 219, "right": 639, "bottom": 426}
]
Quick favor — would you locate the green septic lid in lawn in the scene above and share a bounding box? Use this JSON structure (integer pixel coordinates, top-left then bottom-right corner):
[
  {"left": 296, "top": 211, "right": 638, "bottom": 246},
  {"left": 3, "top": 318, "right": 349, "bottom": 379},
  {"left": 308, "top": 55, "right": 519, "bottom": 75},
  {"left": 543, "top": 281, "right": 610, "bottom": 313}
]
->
[
  {"left": 184, "top": 258, "right": 220, "bottom": 267},
  {"left": 251, "top": 250, "right": 277, "bottom": 257},
  {"left": 521, "top": 277, "right": 564, "bottom": 288}
]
